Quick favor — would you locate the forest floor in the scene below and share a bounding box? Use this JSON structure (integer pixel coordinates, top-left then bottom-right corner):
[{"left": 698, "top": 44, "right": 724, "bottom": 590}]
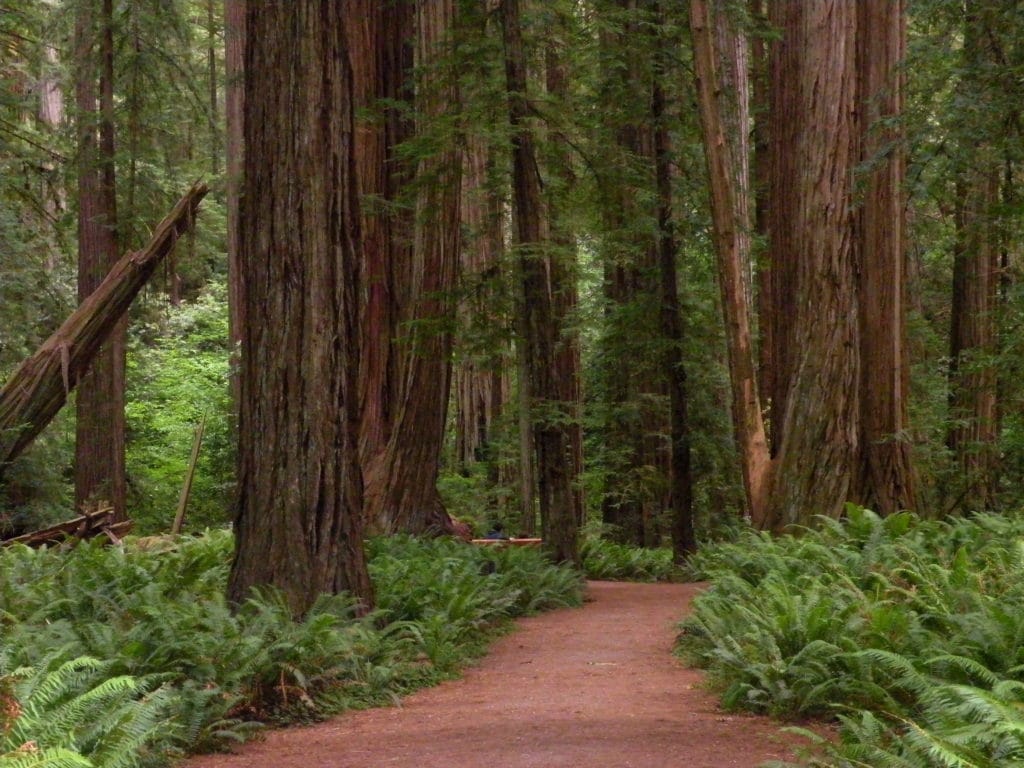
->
[{"left": 185, "top": 581, "right": 815, "bottom": 768}]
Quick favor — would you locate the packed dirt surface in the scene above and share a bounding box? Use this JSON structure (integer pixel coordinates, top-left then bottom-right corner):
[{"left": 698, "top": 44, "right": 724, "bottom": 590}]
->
[{"left": 187, "top": 581, "right": 808, "bottom": 768}]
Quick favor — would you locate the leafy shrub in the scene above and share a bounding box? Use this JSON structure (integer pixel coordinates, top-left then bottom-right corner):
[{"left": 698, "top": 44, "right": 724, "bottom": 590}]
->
[
  {"left": 580, "top": 538, "right": 680, "bottom": 582},
  {"left": 0, "top": 531, "right": 582, "bottom": 765},
  {"left": 680, "top": 507, "right": 1024, "bottom": 766}
]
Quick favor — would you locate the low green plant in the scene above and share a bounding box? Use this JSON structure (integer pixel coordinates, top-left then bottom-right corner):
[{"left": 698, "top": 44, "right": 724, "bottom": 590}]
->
[
  {"left": 579, "top": 538, "right": 680, "bottom": 582},
  {"left": 680, "top": 507, "right": 1024, "bottom": 766},
  {"left": 0, "top": 531, "right": 583, "bottom": 765}
]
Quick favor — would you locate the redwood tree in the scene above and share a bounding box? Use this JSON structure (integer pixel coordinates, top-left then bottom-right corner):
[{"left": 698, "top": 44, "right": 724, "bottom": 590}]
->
[
  {"left": 502, "top": 0, "right": 578, "bottom": 563},
  {"left": 946, "top": 2, "right": 1002, "bottom": 512},
  {"left": 364, "top": 0, "right": 463, "bottom": 534},
  {"left": 228, "top": 3, "right": 372, "bottom": 616},
  {"left": 690, "top": 0, "right": 770, "bottom": 526},
  {"left": 763, "top": 0, "right": 916, "bottom": 528},
  {"left": 74, "top": 0, "right": 126, "bottom": 520}
]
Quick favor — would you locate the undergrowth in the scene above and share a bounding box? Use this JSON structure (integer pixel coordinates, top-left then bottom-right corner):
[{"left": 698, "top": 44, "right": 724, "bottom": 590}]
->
[
  {"left": 580, "top": 538, "right": 680, "bottom": 582},
  {"left": 0, "top": 532, "right": 582, "bottom": 767},
  {"left": 679, "top": 506, "right": 1024, "bottom": 767}
]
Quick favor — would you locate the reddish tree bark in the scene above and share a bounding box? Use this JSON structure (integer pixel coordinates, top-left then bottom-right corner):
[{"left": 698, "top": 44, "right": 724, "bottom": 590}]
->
[
  {"left": 502, "top": 0, "right": 578, "bottom": 563},
  {"left": 690, "top": 0, "right": 771, "bottom": 527},
  {"left": 224, "top": 0, "right": 244, "bottom": 359},
  {"left": 364, "top": 0, "right": 463, "bottom": 535},
  {"left": 74, "top": 0, "right": 126, "bottom": 520},
  {"left": 764, "top": 0, "right": 860, "bottom": 529},
  {"left": 652, "top": 4, "right": 695, "bottom": 560},
  {"left": 228, "top": 4, "right": 372, "bottom": 617},
  {"left": 853, "top": 0, "right": 917, "bottom": 515}
]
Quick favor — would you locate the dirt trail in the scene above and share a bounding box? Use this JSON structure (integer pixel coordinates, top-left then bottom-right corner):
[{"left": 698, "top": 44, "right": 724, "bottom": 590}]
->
[{"left": 187, "top": 581, "right": 804, "bottom": 768}]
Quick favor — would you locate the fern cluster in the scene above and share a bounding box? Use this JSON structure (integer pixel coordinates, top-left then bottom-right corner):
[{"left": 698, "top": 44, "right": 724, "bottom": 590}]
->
[
  {"left": 679, "top": 506, "right": 1024, "bottom": 767},
  {"left": 579, "top": 538, "right": 681, "bottom": 582},
  {"left": 0, "top": 531, "right": 583, "bottom": 766}
]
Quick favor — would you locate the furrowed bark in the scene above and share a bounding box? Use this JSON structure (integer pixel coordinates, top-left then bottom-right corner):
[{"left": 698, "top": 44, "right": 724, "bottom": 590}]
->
[{"left": 690, "top": 0, "right": 771, "bottom": 527}]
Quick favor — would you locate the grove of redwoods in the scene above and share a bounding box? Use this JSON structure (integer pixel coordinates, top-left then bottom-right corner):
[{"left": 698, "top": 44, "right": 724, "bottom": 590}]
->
[{"left": 1, "top": 0, "right": 1023, "bottom": 618}]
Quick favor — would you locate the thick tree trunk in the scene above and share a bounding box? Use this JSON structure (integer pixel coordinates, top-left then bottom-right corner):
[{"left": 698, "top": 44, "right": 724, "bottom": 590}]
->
[
  {"left": 0, "top": 185, "right": 208, "bottom": 472},
  {"left": 690, "top": 0, "right": 771, "bottom": 527},
  {"left": 595, "top": 0, "right": 650, "bottom": 546},
  {"left": 945, "top": 3, "right": 1002, "bottom": 513},
  {"left": 545, "top": 41, "right": 585, "bottom": 529},
  {"left": 652, "top": 31, "right": 695, "bottom": 561},
  {"left": 228, "top": 4, "right": 372, "bottom": 617},
  {"left": 344, "top": 1, "right": 414, "bottom": 484},
  {"left": 364, "top": 0, "right": 462, "bottom": 535},
  {"left": 225, "top": 0, "right": 244, "bottom": 358},
  {"left": 455, "top": 133, "right": 507, "bottom": 472},
  {"left": 502, "top": 0, "right": 578, "bottom": 564},
  {"left": 75, "top": 0, "right": 126, "bottom": 520},
  {"left": 765, "top": 0, "right": 860, "bottom": 530},
  {"left": 853, "top": 0, "right": 917, "bottom": 515}
]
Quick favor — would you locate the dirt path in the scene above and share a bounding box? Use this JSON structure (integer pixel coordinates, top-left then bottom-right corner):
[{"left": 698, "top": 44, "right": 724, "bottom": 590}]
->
[{"left": 187, "top": 581, "right": 803, "bottom": 768}]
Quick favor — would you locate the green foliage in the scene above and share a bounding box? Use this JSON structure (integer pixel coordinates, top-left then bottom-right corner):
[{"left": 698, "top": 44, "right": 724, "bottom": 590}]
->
[
  {"left": 0, "top": 531, "right": 582, "bottom": 764},
  {"left": 125, "top": 282, "right": 234, "bottom": 533},
  {"left": 579, "top": 537, "right": 680, "bottom": 582},
  {"left": 680, "top": 507, "right": 1024, "bottom": 766}
]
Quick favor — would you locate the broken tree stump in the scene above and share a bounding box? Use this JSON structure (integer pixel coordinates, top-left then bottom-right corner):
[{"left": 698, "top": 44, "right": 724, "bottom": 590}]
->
[{"left": 0, "top": 182, "right": 208, "bottom": 475}]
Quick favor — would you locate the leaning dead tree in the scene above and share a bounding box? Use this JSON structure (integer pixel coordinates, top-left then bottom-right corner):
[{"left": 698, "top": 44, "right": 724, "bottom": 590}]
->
[{"left": 0, "top": 182, "right": 208, "bottom": 473}]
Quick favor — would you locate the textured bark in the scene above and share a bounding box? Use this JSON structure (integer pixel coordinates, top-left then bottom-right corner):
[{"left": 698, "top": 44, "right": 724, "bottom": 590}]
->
[
  {"left": 853, "top": 0, "right": 917, "bottom": 515},
  {"left": 652, "top": 20, "right": 695, "bottom": 561},
  {"left": 947, "top": 172, "right": 1000, "bottom": 512},
  {"left": 749, "top": 0, "right": 773, "bottom": 434},
  {"left": 344, "top": 1, "right": 414, "bottom": 480},
  {"left": 544, "top": 41, "right": 585, "bottom": 529},
  {"left": 364, "top": 0, "right": 462, "bottom": 535},
  {"left": 455, "top": 131, "right": 507, "bottom": 471},
  {"left": 0, "top": 185, "right": 208, "bottom": 471},
  {"left": 690, "top": 0, "right": 771, "bottom": 527},
  {"left": 596, "top": 0, "right": 651, "bottom": 546},
  {"left": 765, "top": 0, "right": 860, "bottom": 530},
  {"left": 502, "top": 0, "right": 578, "bottom": 564},
  {"left": 228, "top": 4, "right": 372, "bottom": 617},
  {"left": 943, "top": 3, "right": 1002, "bottom": 513},
  {"left": 224, "top": 0, "right": 244, "bottom": 357},
  {"left": 74, "top": 0, "right": 126, "bottom": 520},
  {"left": 207, "top": 0, "right": 219, "bottom": 177}
]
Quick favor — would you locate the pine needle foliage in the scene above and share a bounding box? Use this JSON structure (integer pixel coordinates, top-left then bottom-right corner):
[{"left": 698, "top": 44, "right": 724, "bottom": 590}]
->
[
  {"left": 0, "top": 532, "right": 583, "bottom": 765},
  {"left": 680, "top": 507, "right": 1024, "bottom": 766}
]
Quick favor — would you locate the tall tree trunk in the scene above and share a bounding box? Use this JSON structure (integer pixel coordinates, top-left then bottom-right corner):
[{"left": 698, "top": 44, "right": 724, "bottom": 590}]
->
[
  {"left": 595, "top": 0, "right": 649, "bottom": 546},
  {"left": 690, "top": 0, "right": 771, "bottom": 527},
  {"left": 947, "top": 170, "right": 1000, "bottom": 512},
  {"left": 207, "top": 0, "right": 220, "bottom": 177},
  {"left": 760, "top": 0, "right": 917, "bottom": 528},
  {"left": 764, "top": 0, "right": 860, "bottom": 530},
  {"left": 228, "top": 3, "right": 372, "bottom": 617},
  {"left": 944, "top": 2, "right": 1002, "bottom": 513},
  {"left": 75, "top": 0, "right": 126, "bottom": 521},
  {"left": 502, "top": 0, "right": 578, "bottom": 564},
  {"left": 853, "top": 0, "right": 917, "bottom": 515},
  {"left": 224, "top": 0, "right": 244, "bottom": 367},
  {"left": 544, "top": 39, "right": 585, "bottom": 529},
  {"left": 345, "top": 1, "right": 413, "bottom": 482},
  {"left": 364, "top": 0, "right": 463, "bottom": 535},
  {"left": 651, "top": 11, "right": 695, "bottom": 561},
  {"left": 455, "top": 132, "right": 507, "bottom": 474}
]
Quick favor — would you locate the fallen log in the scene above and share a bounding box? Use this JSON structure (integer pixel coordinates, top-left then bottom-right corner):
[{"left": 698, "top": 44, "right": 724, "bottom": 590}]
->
[
  {"left": 0, "top": 182, "right": 208, "bottom": 474},
  {"left": 1, "top": 506, "right": 133, "bottom": 548}
]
